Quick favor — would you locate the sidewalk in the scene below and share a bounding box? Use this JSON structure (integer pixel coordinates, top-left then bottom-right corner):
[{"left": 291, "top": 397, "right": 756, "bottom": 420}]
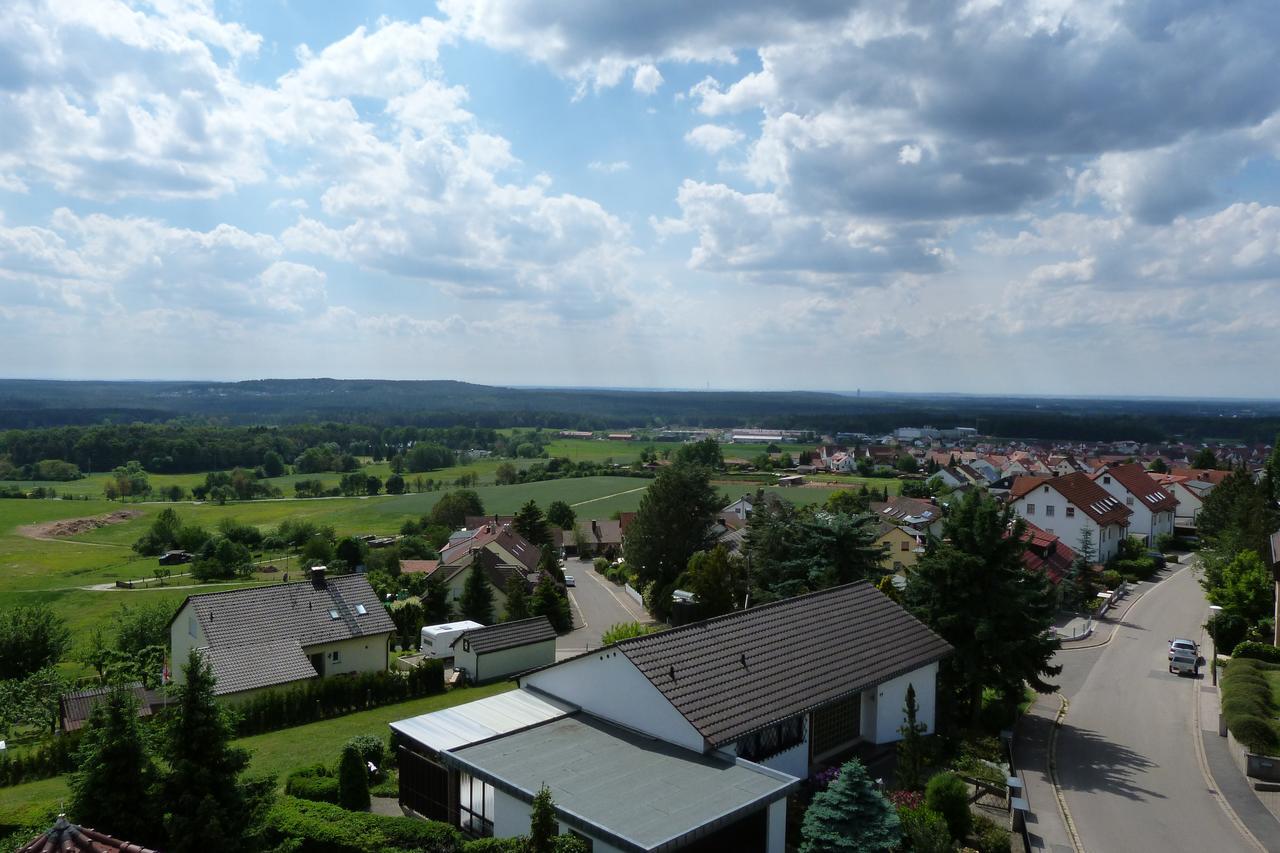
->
[
  {"left": 1197, "top": 679, "right": 1280, "bottom": 852},
  {"left": 1012, "top": 696, "right": 1077, "bottom": 853}
]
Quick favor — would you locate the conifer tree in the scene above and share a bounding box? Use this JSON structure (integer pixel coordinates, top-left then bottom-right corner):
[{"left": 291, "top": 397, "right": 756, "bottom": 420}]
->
[
  {"left": 160, "top": 650, "right": 251, "bottom": 853},
  {"left": 896, "top": 684, "right": 928, "bottom": 791},
  {"left": 800, "top": 759, "right": 900, "bottom": 852},
  {"left": 505, "top": 575, "right": 531, "bottom": 621},
  {"left": 532, "top": 573, "right": 571, "bottom": 633},
  {"left": 70, "top": 685, "right": 159, "bottom": 844},
  {"left": 514, "top": 500, "right": 552, "bottom": 547},
  {"left": 460, "top": 561, "right": 496, "bottom": 624},
  {"left": 529, "top": 784, "right": 558, "bottom": 853},
  {"left": 338, "top": 742, "right": 371, "bottom": 810}
]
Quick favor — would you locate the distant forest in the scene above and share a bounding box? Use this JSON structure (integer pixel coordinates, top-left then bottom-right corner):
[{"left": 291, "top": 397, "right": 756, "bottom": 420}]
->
[{"left": 1, "top": 378, "right": 1279, "bottom": 444}]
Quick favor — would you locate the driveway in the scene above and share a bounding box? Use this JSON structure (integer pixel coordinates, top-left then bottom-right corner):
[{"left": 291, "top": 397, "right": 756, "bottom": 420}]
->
[
  {"left": 557, "top": 557, "right": 650, "bottom": 659},
  {"left": 1054, "top": 563, "right": 1257, "bottom": 852}
]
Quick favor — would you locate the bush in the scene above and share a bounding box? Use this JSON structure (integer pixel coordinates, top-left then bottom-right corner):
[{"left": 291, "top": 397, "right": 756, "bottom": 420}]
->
[
  {"left": 286, "top": 765, "right": 341, "bottom": 804},
  {"left": 1232, "top": 642, "right": 1280, "bottom": 665},
  {"left": 971, "top": 813, "right": 1012, "bottom": 853},
  {"left": 897, "top": 805, "right": 951, "bottom": 853},
  {"left": 924, "top": 772, "right": 971, "bottom": 841},
  {"left": 600, "top": 622, "right": 656, "bottom": 645},
  {"left": 1110, "top": 558, "right": 1157, "bottom": 581},
  {"left": 346, "top": 734, "right": 385, "bottom": 769},
  {"left": 1100, "top": 570, "right": 1122, "bottom": 590},
  {"left": 265, "top": 795, "right": 463, "bottom": 852},
  {"left": 0, "top": 730, "right": 83, "bottom": 788},
  {"left": 1221, "top": 659, "right": 1280, "bottom": 755},
  {"left": 1228, "top": 716, "right": 1280, "bottom": 755},
  {"left": 463, "top": 840, "right": 525, "bottom": 853},
  {"left": 338, "top": 744, "right": 370, "bottom": 810}
]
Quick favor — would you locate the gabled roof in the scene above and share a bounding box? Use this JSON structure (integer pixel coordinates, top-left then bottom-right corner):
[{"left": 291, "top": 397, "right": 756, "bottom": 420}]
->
[
  {"left": 452, "top": 617, "right": 557, "bottom": 654},
  {"left": 176, "top": 573, "right": 394, "bottom": 655},
  {"left": 200, "top": 639, "right": 319, "bottom": 696},
  {"left": 870, "top": 496, "right": 943, "bottom": 527},
  {"left": 400, "top": 559, "right": 441, "bottom": 575},
  {"left": 1096, "top": 463, "right": 1177, "bottom": 514},
  {"left": 18, "top": 816, "right": 159, "bottom": 853},
  {"left": 435, "top": 548, "right": 529, "bottom": 592},
  {"left": 1009, "top": 476, "right": 1050, "bottom": 499},
  {"left": 60, "top": 683, "right": 153, "bottom": 732},
  {"left": 1015, "top": 473, "right": 1131, "bottom": 527},
  {"left": 1017, "top": 521, "right": 1078, "bottom": 584},
  {"left": 604, "top": 582, "right": 951, "bottom": 747},
  {"left": 441, "top": 524, "right": 540, "bottom": 571}
]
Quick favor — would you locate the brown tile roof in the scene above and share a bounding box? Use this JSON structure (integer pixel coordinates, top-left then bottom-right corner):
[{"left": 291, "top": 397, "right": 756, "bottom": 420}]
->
[
  {"left": 442, "top": 525, "right": 540, "bottom": 572},
  {"left": 60, "top": 683, "right": 153, "bottom": 732},
  {"left": 609, "top": 582, "right": 952, "bottom": 747},
  {"left": 400, "top": 559, "right": 440, "bottom": 575},
  {"left": 576, "top": 518, "right": 622, "bottom": 547},
  {"left": 870, "top": 496, "right": 943, "bottom": 527},
  {"left": 453, "top": 616, "right": 557, "bottom": 655},
  {"left": 1170, "top": 467, "right": 1232, "bottom": 485},
  {"left": 18, "top": 816, "right": 159, "bottom": 853},
  {"left": 1038, "top": 472, "right": 1132, "bottom": 526},
  {"left": 1010, "top": 476, "right": 1051, "bottom": 500},
  {"left": 1097, "top": 463, "right": 1177, "bottom": 514}
]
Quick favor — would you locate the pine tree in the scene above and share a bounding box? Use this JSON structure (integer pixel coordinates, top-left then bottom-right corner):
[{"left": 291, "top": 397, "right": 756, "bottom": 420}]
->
[
  {"left": 70, "top": 685, "right": 159, "bottom": 844},
  {"left": 532, "top": 573, "right": 571, "bottom": 633},
  {"left": 505, "top": 575, "right": 531, "bottom": 621},
  {"left": 460, "top": 562, "right": 496, "bottom": 624},
  {"left": 800, "top": 759, "right": 900, "bottom": 852},
  {"left": 896, "top": 683, "right": 928, "bottom": 791},
  {"left": 160, "top": 650, "right": 251, "bottom": 853},
  {"left": 514, "top": 500, "right": 552, "bottom": 547},
  {"left": 529, "top": 783, "right": 558, "bottom": 853},
  {"left": 539, "top": 544, "right": 566, "bottom": 585}
]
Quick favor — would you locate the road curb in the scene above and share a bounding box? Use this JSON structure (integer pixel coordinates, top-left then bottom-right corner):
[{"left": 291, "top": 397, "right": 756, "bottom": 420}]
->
[
  {"left": 1047, "top": 693, "right": 1086, "bottom": 853},
  {"left": 1056, "top": 565, "right": 1184, "bottom": 651},
  {"left": 1192, "top": 623, "right": 1267, "bottom": 852}
]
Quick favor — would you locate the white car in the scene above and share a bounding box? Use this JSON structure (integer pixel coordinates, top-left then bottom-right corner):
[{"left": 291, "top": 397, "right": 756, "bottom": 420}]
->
[
  {"left": 1169, "top": 638, "right": 1198, "bottom": 660},
  {"left": 1169, "top": 652, "right": 1200, "bottom": 677},
  {"left": 564, "top": 575, "right": 575, "bottom": 587}
]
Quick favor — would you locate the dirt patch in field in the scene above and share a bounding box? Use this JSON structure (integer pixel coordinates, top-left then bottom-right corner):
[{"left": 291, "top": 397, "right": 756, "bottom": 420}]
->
[{"left": 18, "top": 510, "right": 143, "bottom": 539}]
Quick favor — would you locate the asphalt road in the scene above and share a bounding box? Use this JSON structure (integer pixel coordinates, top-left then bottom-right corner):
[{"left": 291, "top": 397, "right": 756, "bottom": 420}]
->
[
  {"left": 1055, "top": 562, "right": 1254, "bottom": 852},
  {"left": 557, "top": 556, "right": 650, "bottom": 658}
]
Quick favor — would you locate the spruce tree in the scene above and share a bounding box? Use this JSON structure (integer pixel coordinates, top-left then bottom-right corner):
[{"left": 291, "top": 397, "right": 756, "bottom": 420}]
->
[
  {"left": 800, "top": 759, "right": 900, "bottom": 852},
  {"left": 70, "top": 685, "right": 159, "bottom": 844},
  {"left": 529, "top": 783, "right": 558, "bottom": 853},
  {"left": 460, "top": 561, "right": 496, "bottom": 624},
  {"left": 896, "top": 683, "right": 927, "bottom": 791},
  {"left": 514, "top": 500, "right": 552, "bottom": 547},
  {"left": 532, "top": 574, "right": 571, "bottom": 633},
  {"left": 160, "top": 650, "right": 251, "bottom": 853},
  {"left": 505, "top": 575, "right": 531, "bottom": 621},
  {"left": 338, "top": 743, "right": 371, "bottom": 810}
]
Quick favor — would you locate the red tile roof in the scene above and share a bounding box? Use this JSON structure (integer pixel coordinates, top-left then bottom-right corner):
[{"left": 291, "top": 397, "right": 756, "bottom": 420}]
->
[
  {"left": 1014, "top": 473, "right": 1131, "bottom": 527},
  {"left": 18, "top": 817, "right": 159, "bottom": 853},
  {"left": 400, "top": 559, "right": 440, "bottom": 575},
  {"left": 1009, "top": 476, "right": 1051, "bottom": 499},
  {"left": 1096, "top": 463, "right": 1177, "bottom": 514},
  {"left": 1170, "top": 468, "right": 1232, "bottom": 485},
  {"left": 1016, "top": 521, "right": 1078, "bottom": 584}
]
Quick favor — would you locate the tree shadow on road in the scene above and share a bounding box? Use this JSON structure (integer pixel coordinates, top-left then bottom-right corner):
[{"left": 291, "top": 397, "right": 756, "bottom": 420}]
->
[{"left": 1056, "top": 724, "right": 1167, "bottom": 802}]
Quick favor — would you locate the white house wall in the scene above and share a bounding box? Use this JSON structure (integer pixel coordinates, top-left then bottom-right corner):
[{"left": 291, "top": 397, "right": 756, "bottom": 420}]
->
[
  {"left": 1012, "top": 486, "right": 1126, "bottom": 562},
  {"left": 461, "top": 639, "right": 556, "bottom": 684},
  {"left": 859, "top": 662, "right": 939, "bottom": 745},
  {"left": 493, "top": 786, "right": 626, "bottom": 853},
  {"left": 1094, "top": 475, "right": 1174, "bottom": 545},
  {"left": 305, "top": 635, "right": 389, "bottom": 677},
  {"left": 754, "top": 718, "right": 810, "bottom": 780},
  {"left": 521, "top": 650, "right": 705, "bottom": 753},
  {"left": 168, "top": 602, "right": 206, "bottom": 687}
]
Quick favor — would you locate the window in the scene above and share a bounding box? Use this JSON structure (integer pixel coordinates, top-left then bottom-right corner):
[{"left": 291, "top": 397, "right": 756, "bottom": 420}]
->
[
  {"left": 1045, "top": 505, "right": 1055, "bottom": 517},
  {"left": 1066, "top": 507, "right": 1075, "bottom": 518},
  {"left": 327, "top": 650, "right": 341, "bottom": 664},
  {"left": 1026, "top": 504, "right": 1036, "bottom": 515},
  {"left": 1103, "top": 476, "right": 1112, "bottom": 484},
  {"left": 355, "top": 604, "right": 367, "bottom": 615},
  {"left": 1126, "top": 496, "right": 1134, "bottom": 506},
  {"left": 458, "top": 772, "right": 495, "bottom": 837},
  {"left": 328, "top": 608, "right": 340, "bottom": 620},
  {"left": 188, "top": 616, "right": 197, "bottom": 638},
  {"left": 736, "top": 715, "right": 805, "bottom": 762},
  {"left": 900, "top": 540, "right": 910, "bottom": 551}
]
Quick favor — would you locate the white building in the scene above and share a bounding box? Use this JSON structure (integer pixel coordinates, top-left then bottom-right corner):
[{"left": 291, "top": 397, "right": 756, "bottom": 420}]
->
[
  {"left": 1092, "top": 463, "right": 1177, "bottom": 546},
  {"left": 391, "top": 583, "right": 952, "bottom": 852},
  {"left": 1009, "top": 473, "right": 1133, "bottom": 562}
]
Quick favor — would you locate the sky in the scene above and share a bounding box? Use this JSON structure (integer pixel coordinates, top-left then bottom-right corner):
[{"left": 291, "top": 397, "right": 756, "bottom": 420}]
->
[{"left": 2, "top": 0, "right": 1280, "bottom": 397}]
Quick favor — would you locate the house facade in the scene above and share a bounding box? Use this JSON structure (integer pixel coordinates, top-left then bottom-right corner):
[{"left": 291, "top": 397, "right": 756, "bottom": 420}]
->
[
  {"left": 391, "top": 582, "right": 950, "bottom": 852},
  {"left": 1091, "top": 463, "right": 1177, "bottom": 545},
  {"left": 1008, "top": 473, "right": 1132, "bottom": 562},
  {"left": 875, "top": 521, "right": 925, "bottom": 574},
  {"left": 168, "top": 568, "right": 394, "bottom": 703}
]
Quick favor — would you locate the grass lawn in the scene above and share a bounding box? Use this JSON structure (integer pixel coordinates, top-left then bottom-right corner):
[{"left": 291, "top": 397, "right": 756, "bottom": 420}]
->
[{"left": 0, "top": 681, "right": 516, "bottom": 829}]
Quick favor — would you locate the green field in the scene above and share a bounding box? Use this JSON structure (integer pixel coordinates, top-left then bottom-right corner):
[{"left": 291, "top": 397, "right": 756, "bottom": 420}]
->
[{"left": 0, "top": 681, "right": 516, "bottom": 829}]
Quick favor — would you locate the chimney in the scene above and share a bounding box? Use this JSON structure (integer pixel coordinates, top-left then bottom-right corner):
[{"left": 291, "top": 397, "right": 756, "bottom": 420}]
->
[
  {"left": 310, "top": 565, "right": 326, "bottom": 589},
  {"left": 592, "top": 520, "right": 600, "bottom": 537}
]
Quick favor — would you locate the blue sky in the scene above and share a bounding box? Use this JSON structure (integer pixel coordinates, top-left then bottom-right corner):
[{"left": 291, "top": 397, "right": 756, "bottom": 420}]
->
[{"left": 2, "top": 1, "right": 1280, "bottom": 396}]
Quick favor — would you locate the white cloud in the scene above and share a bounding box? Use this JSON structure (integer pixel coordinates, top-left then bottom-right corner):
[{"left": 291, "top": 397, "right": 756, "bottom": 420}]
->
[
  {"left": 897, "top": 144, "right": 922, "bottom": 165},
  {"left": 632, "top": 64, "right": 663, "bottom": 95},
  {"left": 588, "top": 160, "right": 631, "bottom": 173},
  {"left": 684, "top": 124, "right": 744, "bottom": 154}
]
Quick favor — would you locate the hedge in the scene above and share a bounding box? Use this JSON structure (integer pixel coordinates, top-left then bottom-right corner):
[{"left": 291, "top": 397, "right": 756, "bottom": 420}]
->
[
  {"left": 1232, "top": 642, "right": 1280, "bottom": 665},
  {"left": 233, "top": 660, "right": 444, "bottom": 737},
  {"left": 1221, "top": 658, "right": 1280, "bottom": 755},
  {"left": 924, "top": 773, "right": 971, "bottom": 841},
  {"left": 263, "top": 795, "right": 463, "bottom": 853},
  {"left": 285, "top": 765, "right": 341, "bottom": 804},
  {"left": 0, "top": 730, "right": 83, "bottom": 788}
]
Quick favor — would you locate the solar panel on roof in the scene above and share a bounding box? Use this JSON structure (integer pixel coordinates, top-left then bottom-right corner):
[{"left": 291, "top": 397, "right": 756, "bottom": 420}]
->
[{"left": 355, "top": 604, "right": 367, "bottom": 615}]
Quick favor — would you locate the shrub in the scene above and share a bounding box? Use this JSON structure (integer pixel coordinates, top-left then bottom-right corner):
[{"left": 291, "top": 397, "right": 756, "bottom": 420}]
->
[
  {"left": 265, "top": 795, "right": 463, "bottom": 853},
  {"left": 0, "top": 730, "right": 83, "bottom": 788},
  {"left": 897, "top": 805, "right": 951, "bottom": 853},
  {"left": 1232, "top": 642, "right": 1280, "bottom": 665},
  {"left": 1228, "top": 716, "right": 1280, "bottom": 756},
  {"left": 924, "top": 772, "right": 972, "bottom": 841},
  {"left": 338, "top": 744, "right": 370, "bottom": 810},
  {"left": 600, "top": 622, "right": 656, "bottom": 645},
  {"left": 346, "top": 734, "right": 386, "bottom": 770},
  {"left": 1221, "top": 659, "right": 1280, "bottom": 755},
  {"left": 1100, "top": 570, "right": 1122, "bottom": 590},
  {"left": 463, "top": 840, "right": 524, "bottom": 853},
  {"left": 286, "top": 765, "right": 340, "bottom": 804},
  {"left": 971, "top": 813, "right": 1012, "bottom": 853}
]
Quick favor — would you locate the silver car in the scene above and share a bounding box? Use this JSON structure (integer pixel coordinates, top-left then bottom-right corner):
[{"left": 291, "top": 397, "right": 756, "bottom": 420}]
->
[
  {"left": 1169, "top": 638, "right": 1197, "bottom": 660},
  {"left": 1169, "top": 652, "right": 1200, "bottom": 677}
]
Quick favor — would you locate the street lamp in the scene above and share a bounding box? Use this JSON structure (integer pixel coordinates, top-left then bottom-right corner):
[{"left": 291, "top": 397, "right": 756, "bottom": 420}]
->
[{"left": 1208, "top": 604, "right": 1223, "bottom": 685}]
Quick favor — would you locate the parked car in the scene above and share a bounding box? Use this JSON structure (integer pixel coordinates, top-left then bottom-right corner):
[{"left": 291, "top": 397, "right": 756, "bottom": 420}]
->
[
  {"left": 1147, "top": 550, "right": 1167, "bottom": 569},
  {"left": 1169, "top": 652, "right": 1200, "bottom": 677},
  {"left": 564, "top": 575, "right": 575, "bottom": 587},
  {"left": 1169, "top": 638, "right": 1198, "bottom": 660}
]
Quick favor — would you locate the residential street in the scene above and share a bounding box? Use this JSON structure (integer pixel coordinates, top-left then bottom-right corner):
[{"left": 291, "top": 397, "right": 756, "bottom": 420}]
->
[
  {"left": 1054, "top": 563, "right": 1259, "bottom": 852},
  {"left": 557, "top": 557, "right": 650, "bottom": 658}
]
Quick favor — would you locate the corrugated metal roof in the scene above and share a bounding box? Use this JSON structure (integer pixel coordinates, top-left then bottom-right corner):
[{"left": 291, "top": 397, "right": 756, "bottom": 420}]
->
[
  {"left": 390, "top": 688, "right": 573, "bottom": 752},
  {"left": 444, "top": 713, "right": 798, "bottom": 853}
]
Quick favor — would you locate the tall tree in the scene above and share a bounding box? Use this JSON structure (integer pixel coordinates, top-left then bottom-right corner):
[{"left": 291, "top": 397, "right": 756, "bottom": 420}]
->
[
  {"left": 504, "top": 576, "right": 531, "bottom": 621},
  {"left": 0, "top": 604, "right": 70, "bottom": 680},
  {"left": 674, "top": 436, "right": 723, "bottom": 470},
  {"left": 1191, "top": 447, "right": 1220, "bottom": 470},
  {"left": 685, "top": 545, "right": 744, "bottom": 618},
  {"left": 896, "top": 684, "right": 927, "bottom": 791},
  {"left": 903, "top": 490, "right": 1061, "bottom": 727},
  {"left": 70, "top": 685, "right": 159, "bottom": 844},
  {"left": 1265, "top": 431, "right": 1280, "bottom": 502},
  {"left": 800, "top": 759, "right": 900, "bottom": 853},
  {"left": 532, "top": 573, "right": 572, "bottom": 633},
  {"left": 746, "top": 500, "right": 882, "bottom": 602},
  {"left": 514, "top": 499, "right": 552, "bottom": 547},
  {"left": 547, "top": 500, "right": 576, "bottom": 531},
  {"left": 430, "top": 489, "right": 484, "bottom": 529},
  {"left": 160, "top": 650, "right": 251, "bottom": 853},
  {"left": 459, "top": 562, "right": 496, "bottom": 624},
  {"left": 1211, "top": 550, "right": 1275, "bottom": 626},
  {"left": 422, "top": 576, "right": 453, "bottom": 623},
  {"left": 1197, "top": 467, "right": 1277, "bottom": 561},
  {"left": 624, "top": 464, "right": 721, "bottom": 619}
]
